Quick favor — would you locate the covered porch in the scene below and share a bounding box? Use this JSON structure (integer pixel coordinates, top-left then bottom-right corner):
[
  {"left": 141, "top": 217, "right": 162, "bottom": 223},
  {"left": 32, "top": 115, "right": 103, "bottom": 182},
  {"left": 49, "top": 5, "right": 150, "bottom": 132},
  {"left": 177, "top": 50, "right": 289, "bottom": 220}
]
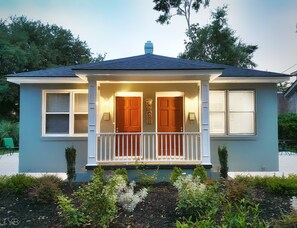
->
[{"left": 73, "top": 54, "right": 222, "bottom": 168}]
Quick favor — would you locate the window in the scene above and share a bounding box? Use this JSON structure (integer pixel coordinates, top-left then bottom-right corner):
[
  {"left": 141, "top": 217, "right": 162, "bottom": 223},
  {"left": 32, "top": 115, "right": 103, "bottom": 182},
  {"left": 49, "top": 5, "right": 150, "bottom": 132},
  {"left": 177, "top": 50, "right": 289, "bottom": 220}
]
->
[
  {"left": 209, "top": 90, "right": 255, "bottom": 135},
  {"left": 44, "top": 90, "right": 88, "bottom": 136}
]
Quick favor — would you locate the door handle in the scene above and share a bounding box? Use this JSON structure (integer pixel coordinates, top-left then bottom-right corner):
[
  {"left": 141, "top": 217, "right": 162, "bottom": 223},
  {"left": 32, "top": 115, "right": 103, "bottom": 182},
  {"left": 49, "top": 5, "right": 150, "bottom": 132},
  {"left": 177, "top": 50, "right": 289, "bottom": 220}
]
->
[
  {"left": 116, "top": 127, "right": 118, "bottom": 132},
  {"left": 180, "top": 127, "right": 183, "bottom": 132}
]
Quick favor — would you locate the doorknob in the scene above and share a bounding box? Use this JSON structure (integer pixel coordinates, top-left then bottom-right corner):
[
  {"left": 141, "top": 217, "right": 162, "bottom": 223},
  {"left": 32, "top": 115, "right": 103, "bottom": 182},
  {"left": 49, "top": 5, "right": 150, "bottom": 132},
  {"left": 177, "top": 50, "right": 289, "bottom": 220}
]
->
[
  {"left": 116, "top": 127, "right": 118, "bottom": 132},
  {"left": 180, "top": 127, "right": 183, "bottom": 132}
]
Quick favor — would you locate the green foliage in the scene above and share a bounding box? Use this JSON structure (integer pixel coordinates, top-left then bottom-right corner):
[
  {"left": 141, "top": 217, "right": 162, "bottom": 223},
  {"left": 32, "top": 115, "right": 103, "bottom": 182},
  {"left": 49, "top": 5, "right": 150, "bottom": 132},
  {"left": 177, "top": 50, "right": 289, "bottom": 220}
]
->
[
  {"left": 153, "top": 0, "right": 210, "bottom": 30},
  {"left": 176, "top": 216, "right": 216, "bottom": 228},
  {"left": 221, "top": 199, "right": 268, "bottom": 227},
  {"left": 273, "top": 210, "right": 297, "bottom": 227},
  {"left": 5, "top": 174, "right": 37, "bottom": 194},
  {"left": 57, "top": 195, "right": 89, "bottom": 227},
  {"left": 0, "top": 16, "right": 105, "bottom": 120},
  {"left": 218, "top": 146, "right": 228, "bottom": 179},
  {"left": 180, "top": 5, "right": 258, "bottom": 69},
  {"left": 0, "top": 176, "right": 8, "bottom": 193},
  {"left": 136, "top": 165, "right": 159, "bottom": 185},
  {"left": 72, "top": 172, "right": 126, "bottom": 227},
  {"left": 0, "top": 120, "right": 19, "bottom": 145},
  {"left": 234, "top": 175, "right": 297, "bottom": 196},
  {"left": 174, "top": 174, "right": 220, "bottom": 219},
  {"left": 278, "top": 113, "right": 297, "bottom": 142},
  {"left": 114, "top": 168, "right": 129, "bottom": 182},
  {"left": 170, "top": 166, "right": 183, "bottom": 184},
  {"left": 65, "top": 146, "right": 76, "bottom": 186},
  {"left": 193, "top": 165, "right": 207, "bottom": 183},
  {"left": 93, "top": 166, "right": 104, "bottom": 182}
]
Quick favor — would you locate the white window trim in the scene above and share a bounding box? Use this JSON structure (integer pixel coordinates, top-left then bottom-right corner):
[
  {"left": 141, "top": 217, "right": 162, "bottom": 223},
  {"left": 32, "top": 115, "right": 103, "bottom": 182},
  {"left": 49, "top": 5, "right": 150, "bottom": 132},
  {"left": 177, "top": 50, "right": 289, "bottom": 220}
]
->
[
  {"left": 42, "top": 89, "right": 88, "bottom": 137},
  {"left": 210, "top": 89, "right": 256, "bottom": 136}
]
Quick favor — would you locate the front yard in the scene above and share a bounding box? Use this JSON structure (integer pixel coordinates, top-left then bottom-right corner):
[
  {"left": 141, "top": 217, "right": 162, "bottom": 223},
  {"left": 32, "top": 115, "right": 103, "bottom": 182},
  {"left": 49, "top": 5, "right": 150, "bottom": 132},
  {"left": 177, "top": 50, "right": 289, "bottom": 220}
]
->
[{"left": 0, "top": 169, "right": 296, "bottom": 227}]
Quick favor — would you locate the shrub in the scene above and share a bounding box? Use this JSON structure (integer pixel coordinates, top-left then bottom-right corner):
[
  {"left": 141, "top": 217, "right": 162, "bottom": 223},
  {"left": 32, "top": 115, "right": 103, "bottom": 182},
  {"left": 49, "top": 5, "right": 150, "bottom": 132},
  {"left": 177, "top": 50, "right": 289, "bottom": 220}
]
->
[
  {"left": 174, "top": 174, "right": 220, "bottom": 219},
  {"left": 278, "top": 113, "right": 297, "bottom": 141},
  {"left": 0, "top": 176, "right": 8, "bottom": 193},
  {"left": 93, "top": 166, "right": 104, "bottom": 182},
  {"left": 170, "top": 166, "right": 183, "bottom": 184},
  {"left": 193, "top": 165, "right": 207, "bottom": 183},
  {"left": 224, "top": 179, "right": 251, "bottom": 203},
  {"left": 30, "top": 180, "right": 62, "bottom": 203},
  {"left": 29, "top": 175, "right": 63, "bottom": 203},
  {"left": 273, "top": 210, "right": 297, "bottom": 227},
  {"left": 114, "top": 168, "right": 129, "bottom": 182},
  {"left": 73, "top": 173, "right": 126, "bottom": 227},
  {"left": 6, "top": 174, "right": 37, "bottom": 194},
  {"left": 234, "top": 175, "right": 297, "bottom": 195},
  {"left": 218, "top": 146, "right": 228, "bottom": 179},
  {"left": 117, "top": 181, "right": 148, "bottom": 212},
  {"left": 57, "top": 195, "right": 88, "bottom": 227},
  {"left": 221, "top": 199, "right": 268, "bottom": 227},
  {"left": 65, "top": 146, "right": 76, "bottom": 186}
]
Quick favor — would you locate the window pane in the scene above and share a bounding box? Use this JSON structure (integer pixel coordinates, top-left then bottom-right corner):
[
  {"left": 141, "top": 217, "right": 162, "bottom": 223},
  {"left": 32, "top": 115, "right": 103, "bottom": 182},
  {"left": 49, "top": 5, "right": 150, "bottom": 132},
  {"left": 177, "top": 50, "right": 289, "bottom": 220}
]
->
[
  {"left": 74, "top": 114, "right": 88, "bottom": 133},
  {"left": 210, "top": 91, "right": 225, "bottom": 111},
  {"left": 46, "top": 114, "right": 69, "bottom": 134},
  {"left": 75, "top": 93, "right": 88, "bottom": 112},
  {"left": 210, "top": 113, "right": 225, "bottom": 134},
  {"left": 229, "top": 91, "right": 254, "bottom": 112},
  {"left": 46, "top": 93, "right": 70, "bottom": 112},
  {"left": 229, "top": 113, "right": 255, "bottom": 134}
]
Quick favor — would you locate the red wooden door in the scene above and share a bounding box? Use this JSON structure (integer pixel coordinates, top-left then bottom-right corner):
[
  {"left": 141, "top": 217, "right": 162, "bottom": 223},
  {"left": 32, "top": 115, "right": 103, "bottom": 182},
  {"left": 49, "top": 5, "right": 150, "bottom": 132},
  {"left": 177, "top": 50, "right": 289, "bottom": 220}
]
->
[
  {"left": 157, "top": 97, "right": 183, "bottom": 156},
  {"left": 116, "top": 97, "right": 141, "bottom": 157}
]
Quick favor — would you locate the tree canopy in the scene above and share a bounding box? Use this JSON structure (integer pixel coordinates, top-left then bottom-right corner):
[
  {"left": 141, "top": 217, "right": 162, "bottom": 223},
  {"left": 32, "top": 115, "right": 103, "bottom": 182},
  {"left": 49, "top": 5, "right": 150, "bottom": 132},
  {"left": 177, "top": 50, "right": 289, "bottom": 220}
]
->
[
  {"left": 153, "top": 0, "right": 210, "bottom": 31},
  {"left": 180, "top": 6, "right": 258, "bottom": 68},
  {"left": 0, "top": 16, "right": 103, "bottom": 120}
]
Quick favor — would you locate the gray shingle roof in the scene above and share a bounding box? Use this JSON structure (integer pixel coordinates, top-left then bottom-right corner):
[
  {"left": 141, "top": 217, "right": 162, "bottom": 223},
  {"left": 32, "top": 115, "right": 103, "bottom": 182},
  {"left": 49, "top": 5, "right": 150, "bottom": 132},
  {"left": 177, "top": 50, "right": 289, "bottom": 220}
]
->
[{"left": 7, "top": 54, "right": 288, "bottom": 78}]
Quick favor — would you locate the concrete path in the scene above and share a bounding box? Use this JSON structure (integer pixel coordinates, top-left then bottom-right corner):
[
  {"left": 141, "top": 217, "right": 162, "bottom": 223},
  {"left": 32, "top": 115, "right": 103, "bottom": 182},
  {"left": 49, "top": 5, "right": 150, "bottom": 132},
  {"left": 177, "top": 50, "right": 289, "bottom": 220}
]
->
[{"left": 0, "top": 152, "right": 296, "bottom": 178}]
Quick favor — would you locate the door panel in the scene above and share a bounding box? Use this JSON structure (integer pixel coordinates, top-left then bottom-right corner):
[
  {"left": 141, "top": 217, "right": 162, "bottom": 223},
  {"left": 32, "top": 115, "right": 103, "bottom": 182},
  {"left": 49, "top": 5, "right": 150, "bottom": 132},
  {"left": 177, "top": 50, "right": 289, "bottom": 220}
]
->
[
  {"left": 116, "top": 97, "right": 141, "bottom": 156},
  {"left": 157, "top": 97, "right": 183, "bottom": 156}
]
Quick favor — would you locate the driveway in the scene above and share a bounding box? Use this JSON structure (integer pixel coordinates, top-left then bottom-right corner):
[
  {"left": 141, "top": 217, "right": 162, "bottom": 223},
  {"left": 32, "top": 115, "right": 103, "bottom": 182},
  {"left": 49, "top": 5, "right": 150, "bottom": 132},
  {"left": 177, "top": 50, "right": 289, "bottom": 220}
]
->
[{"left": 0, "top": 152, "right": 296, "bottom": 177}]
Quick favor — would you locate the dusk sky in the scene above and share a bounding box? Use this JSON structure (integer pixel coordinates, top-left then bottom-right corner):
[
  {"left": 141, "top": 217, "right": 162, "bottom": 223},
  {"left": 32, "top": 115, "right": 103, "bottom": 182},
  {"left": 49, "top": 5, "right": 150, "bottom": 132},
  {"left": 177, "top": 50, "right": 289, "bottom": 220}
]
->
[{"left": 1, "top": 0, "right": 297, "bottom": 76}]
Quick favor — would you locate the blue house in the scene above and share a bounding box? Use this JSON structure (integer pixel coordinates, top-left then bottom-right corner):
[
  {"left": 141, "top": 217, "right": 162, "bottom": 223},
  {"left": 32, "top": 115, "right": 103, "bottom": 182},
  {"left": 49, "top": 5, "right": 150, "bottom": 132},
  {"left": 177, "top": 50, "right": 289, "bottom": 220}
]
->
[{"left": 7, "top": 41, "right": 289, "bottom": 174}]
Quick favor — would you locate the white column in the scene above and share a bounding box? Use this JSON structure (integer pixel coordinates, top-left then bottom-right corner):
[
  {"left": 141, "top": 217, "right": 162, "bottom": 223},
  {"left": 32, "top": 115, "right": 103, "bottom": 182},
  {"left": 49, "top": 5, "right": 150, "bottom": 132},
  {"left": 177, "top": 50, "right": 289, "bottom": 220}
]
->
[
  {"left": 200, "top": 80, "right": 211, "bottom": 165},
  {"left": 87, "top": 79, "right": 98, "bottom": 166}
]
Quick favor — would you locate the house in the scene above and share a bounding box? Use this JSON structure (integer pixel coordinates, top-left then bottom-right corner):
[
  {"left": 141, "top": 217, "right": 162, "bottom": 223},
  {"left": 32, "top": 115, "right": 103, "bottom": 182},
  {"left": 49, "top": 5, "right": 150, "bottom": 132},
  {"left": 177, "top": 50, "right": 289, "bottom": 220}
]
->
[
  {"left": 7, "top": 41, "right": 289, "bottom": 175},
  {"left": 278, "top": 78, "right": 297, "bottom": 114}
]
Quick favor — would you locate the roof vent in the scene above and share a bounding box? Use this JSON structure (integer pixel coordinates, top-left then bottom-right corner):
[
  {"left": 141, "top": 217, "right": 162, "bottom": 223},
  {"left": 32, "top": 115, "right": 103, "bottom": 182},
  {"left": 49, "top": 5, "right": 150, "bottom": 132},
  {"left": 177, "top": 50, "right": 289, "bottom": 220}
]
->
[{"left": 144, "top": 41, "right": 153, "bottom": 54}]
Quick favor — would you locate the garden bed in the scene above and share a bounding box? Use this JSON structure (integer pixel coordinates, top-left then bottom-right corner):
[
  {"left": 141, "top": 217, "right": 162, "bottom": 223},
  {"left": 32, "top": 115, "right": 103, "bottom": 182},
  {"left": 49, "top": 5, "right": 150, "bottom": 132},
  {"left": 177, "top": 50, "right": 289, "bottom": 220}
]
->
[{"left": 0, "top": 181, "right": 295, "bottom": 227}]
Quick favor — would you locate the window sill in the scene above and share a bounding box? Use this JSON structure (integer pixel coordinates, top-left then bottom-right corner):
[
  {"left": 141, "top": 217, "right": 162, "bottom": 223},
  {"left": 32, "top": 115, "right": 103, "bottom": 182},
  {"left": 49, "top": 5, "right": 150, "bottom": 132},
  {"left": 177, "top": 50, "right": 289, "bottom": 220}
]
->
[
  {"left": 41, "top": 135, "right": 88, "bottom": 141},
  {"left": 210, "top": 135, "right": 257, "bottom": 141}
]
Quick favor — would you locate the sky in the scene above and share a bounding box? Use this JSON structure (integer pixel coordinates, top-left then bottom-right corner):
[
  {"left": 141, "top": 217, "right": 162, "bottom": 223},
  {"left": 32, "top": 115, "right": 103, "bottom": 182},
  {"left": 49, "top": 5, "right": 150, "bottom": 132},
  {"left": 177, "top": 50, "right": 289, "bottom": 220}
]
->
[{"left": 0, "top": 0, "right": 297, "bottom": 76}]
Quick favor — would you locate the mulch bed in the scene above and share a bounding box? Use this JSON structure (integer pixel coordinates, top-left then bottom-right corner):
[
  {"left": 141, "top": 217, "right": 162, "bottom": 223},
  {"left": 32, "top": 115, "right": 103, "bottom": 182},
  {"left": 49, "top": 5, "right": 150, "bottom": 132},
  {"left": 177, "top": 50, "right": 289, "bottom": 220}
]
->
[{"left": 0, "top": 182, "right": 294, "bottom": 227}]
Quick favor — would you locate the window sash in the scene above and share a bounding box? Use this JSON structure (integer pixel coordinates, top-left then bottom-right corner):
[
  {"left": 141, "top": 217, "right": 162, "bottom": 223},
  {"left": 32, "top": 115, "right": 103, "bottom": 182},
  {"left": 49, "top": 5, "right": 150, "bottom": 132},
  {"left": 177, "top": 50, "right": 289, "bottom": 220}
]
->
[
  {"left": 43, "top": 90, "right": 88, "bottom": 136},
  {"left": 210, "top": 90, "right": 255, "bottom": 135}
]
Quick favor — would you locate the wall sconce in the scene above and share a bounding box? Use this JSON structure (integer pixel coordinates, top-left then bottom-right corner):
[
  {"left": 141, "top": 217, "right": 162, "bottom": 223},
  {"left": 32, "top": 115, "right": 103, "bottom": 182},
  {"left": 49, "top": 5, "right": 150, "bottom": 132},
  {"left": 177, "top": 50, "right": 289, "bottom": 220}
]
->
[
  {"left": 188, "top": 112, "right": 196, "bottom": 121},
  {"left": 145, "top": 98, "right": 153, "bottom": 124}
]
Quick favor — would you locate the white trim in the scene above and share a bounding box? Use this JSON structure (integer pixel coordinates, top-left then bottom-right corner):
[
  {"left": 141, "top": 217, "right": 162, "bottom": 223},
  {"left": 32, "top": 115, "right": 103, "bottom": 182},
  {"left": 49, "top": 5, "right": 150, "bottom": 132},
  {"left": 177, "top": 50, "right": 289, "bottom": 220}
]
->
[
  {"left": 213, "top": 76, "right": 290, "bottom": 83},
  {"left": 42, "top": 89, "right": 88, "bottom": 137},
  {"left": 76, "top": 69, "right": 222, "bottom": 81},
  {"left": 115, "top": 92, "right": 143, "bottom": 97},
  {"left": 155, "top": 92, "right": 185, "bottom": 158},
  {"left": 7, "top": 77, "right": 86, "bottom": 84}
]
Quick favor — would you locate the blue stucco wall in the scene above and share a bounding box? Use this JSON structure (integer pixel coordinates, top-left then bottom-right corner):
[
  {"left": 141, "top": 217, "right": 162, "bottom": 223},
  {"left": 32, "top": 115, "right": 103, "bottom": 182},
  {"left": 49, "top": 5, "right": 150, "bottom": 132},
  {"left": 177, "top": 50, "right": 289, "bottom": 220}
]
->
[
  {"left": 19, "top": 82, "right": 279, "bottom": 172},
  {"left": 19, "top": 84, "right": 88, "bottom": 172},
  {"left": 209, "top": 83, "right": 279, "bottom": 171}
]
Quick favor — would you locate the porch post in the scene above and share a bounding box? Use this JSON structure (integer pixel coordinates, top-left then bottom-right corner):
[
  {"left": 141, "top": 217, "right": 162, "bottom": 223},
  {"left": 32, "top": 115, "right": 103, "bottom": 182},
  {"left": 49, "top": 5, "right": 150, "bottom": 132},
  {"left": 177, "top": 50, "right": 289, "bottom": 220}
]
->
[
  {"left": 200, "top": 80, "right": 211, "bottom": 165},
  {"left": 87, "top": 79, "right": 98, "bottom": 166}
]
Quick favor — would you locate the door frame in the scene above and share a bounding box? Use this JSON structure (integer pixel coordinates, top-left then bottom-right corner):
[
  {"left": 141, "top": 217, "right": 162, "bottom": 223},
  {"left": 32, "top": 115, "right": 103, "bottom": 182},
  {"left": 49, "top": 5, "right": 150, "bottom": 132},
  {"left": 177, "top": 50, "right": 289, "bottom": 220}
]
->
[
  {"left": 155, "top": 92, "right": 185, "bottom": 157},
  {"left": 114, "top": 92, "right": 143, "bottom": 133}
]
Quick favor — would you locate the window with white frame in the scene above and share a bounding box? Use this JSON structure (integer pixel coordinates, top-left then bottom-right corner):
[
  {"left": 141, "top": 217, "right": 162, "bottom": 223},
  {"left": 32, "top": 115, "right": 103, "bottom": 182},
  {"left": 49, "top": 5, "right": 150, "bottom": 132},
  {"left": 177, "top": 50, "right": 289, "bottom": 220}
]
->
[
  {"left": 209, "top": 90, "right": 255, "bottom": 135},
  {"left": 44, "top": 91, "right": 88, "bottom": 135}
]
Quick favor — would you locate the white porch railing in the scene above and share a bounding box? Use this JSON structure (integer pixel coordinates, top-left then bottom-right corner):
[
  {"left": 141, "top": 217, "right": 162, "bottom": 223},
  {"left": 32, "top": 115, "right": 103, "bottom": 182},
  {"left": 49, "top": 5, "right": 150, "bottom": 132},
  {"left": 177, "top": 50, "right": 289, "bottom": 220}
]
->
[{"left": 97, "top": 132, "right": 201, "bottom": 164}]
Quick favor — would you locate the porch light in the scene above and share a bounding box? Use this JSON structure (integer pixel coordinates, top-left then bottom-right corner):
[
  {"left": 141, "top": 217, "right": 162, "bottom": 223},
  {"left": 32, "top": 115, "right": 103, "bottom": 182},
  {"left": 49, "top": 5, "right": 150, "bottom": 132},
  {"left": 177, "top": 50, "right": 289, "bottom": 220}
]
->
[{"left": 103, "top": 100, "right": 110, "bottom": 121}]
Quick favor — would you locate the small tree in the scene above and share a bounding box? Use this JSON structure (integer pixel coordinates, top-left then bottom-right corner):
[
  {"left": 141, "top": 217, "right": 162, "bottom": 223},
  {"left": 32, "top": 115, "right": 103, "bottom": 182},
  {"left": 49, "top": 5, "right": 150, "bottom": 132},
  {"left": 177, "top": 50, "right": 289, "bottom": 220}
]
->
[
  {"left": 65, "top": 146, "right": 76, "bottom": 186},
  {"left": 218, "top": 146, "right": 228, "bottom": 179}
]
